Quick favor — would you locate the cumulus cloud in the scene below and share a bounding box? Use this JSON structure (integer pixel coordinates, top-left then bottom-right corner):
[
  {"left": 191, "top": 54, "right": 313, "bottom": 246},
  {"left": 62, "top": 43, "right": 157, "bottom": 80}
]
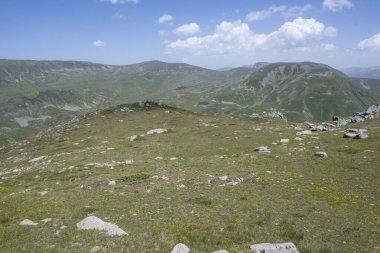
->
[
  {"left": 157, "top": 14, "right": 174, "bottom": 24},
  {"left": 101, "top": 0, "right": 140, "bottom": 4},
  {"left": 358, "top": 33, "right": 380, "bottom": 51},
  {"left": 323, "top": 0, "right": 353, "bottom": 12},
  {"left": 93, "top": 40, "right": 106, "bottom": 47},
  {"left": 167, "top": 18, "right": 336, "bottom": 54},
  {"left": 173, "top": 23, "right": 200, "bottom": 35},
  {"left": 246, "top": 4, "right": 312, "bottom": 21}
]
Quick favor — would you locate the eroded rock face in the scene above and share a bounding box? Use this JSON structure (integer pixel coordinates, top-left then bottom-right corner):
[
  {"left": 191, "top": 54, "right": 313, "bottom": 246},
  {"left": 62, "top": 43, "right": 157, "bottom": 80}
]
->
[
  {"left": 76, "top": 216, "right": 127, "bottom": 236},
  {"left": 250, "top": 242, "right": 299, "bottom": 253}
]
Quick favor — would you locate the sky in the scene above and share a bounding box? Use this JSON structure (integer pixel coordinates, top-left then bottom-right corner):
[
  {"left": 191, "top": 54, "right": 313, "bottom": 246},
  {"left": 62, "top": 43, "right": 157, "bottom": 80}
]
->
[{"left": 0, "top": 0, "right": 379, "bottom": 69}]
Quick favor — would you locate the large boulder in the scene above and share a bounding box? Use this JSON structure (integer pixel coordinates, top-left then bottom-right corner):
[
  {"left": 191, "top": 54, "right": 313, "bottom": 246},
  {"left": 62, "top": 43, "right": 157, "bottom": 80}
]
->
[{"left": 76, "top": 216, "right": 127, "bottom": 236}]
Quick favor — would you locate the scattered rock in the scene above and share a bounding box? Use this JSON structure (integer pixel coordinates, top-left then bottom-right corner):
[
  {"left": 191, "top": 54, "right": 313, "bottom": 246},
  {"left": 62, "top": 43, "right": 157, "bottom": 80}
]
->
[
  {"left": 170, "top": 157, "right": 178, "bottom": 161},
  {"left": 280, "top": 139, "right": 289, "bottom": 143},
  {"left": 254, "top": 146, "right": 271, "bottom": 153},
  {"left": 296, "top": 130, "right": 312, "bottom": 135},
  {"left": 314, "top": 152, "right": 328, "bottom": 158},
  {"left": 250, "top": 242, "right": 299, "bottom": 253},
  {"left": 39, "top": 191, "right": 48, "bottom": 196},
  {"left": 212, "top": 250, "right": 229, "bottom": 253},
  {"left": 29, "top": 156, "right": 46, "bottom": 163},
  {"left": 155, "top": 156, "right": 163, "bottom": 160},
  {"left": 219, "top": 176, "right": 228, "bottom": 181},
  {"left": 353, "top": 133, "right": 368, "bottom": 139},
  {"left": 20, "top": 219, "right": 38, "bottom": 226},
  {"left": 108, "top": 180, "right": 116, "bottom": 186},
  {"left": 310, "top": 125, "right": 327, "bottom": 131},
  {"left": 76, "top": 216, "right": 127, "bottom": 236},
  {"left": 128, "top": 135, "right": 137, "bottom": 141},
  {"left": 41, "top": 218, "right": 52, "bottom": 223},
  {"left": 294, "top": 137, "right": 303, "bottom": 141},
  {"left": 170, "top": 243, "right": 190, "bottom": 253},
  {"left": 343, "top": 132, "right": 357, "bottom": 138},
  {"left": 147, "top": 128, "right": 168, "bottom": 135},
  {"left": 125, "top": 160, "right": 134, "bottom": 165}
]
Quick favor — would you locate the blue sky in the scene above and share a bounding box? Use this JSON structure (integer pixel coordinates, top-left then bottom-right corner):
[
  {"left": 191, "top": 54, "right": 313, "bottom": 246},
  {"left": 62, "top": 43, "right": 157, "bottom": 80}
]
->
[{"left": 0, "top": 0, "right": 379, "bottom": 69}]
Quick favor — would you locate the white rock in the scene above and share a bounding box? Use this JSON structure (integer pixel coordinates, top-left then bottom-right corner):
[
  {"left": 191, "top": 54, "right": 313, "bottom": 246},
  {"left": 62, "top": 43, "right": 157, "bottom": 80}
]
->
[
  {"left": 296, "top": 130, "right": 312, "bottom": 136},
  {"left": 108, "top": 180, "right": 116, "bottom": 186},
  {"left": 170, "top": 157, "right": 178, "bottom": 161},
  {"left": 155, "top": 156, "right": 163, "bottom": 160},
  {"left": 314, "top": 152, "right": 328, "bottom": 158},
  {"left": 39, "top": 191, "right": 48, "bottom": 196},
  {"left": 212, "top": 251, "right": 229, "bottom": 253},
  {"left": 128, "top": 135, "right": 137, "bottom": 141},
  {"left": 147, "top": 128, "right": 167, "bottom": 135},
  {"left": 254, "top": 146, "right": 271, "bottom": 153},
  {"left": 294, "top": 137, "right": 303, "bottom": 141},
  {"left": 41, "top": 218, "right": 52, "bottom": 223},
  {"left": 20, "top": 219, "right": 38, "bottom": 226},
  {"left": 250, "top": 242, "right": 299, "bottom": 253},
  {"left": 125, "top": 160, "right": 134, "bottom": 165},
  {"left": 29, "top": 156, "right": 46, "bottom": 163},
  {"left": 170, "top": 243, "right": 190, "bottom": 253},
  {"left": 76, "top": 216, "right": 127, "bottom": 236},
  {"left": 280, "top": 139, "right": 290, "bottom": 143},
  {"left": 219, "top": 176, "right": 228, "bottom": 181}
]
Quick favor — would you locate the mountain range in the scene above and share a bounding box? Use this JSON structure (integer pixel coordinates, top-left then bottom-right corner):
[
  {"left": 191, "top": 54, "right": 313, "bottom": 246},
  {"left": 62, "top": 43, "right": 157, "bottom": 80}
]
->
[{"left": 1, "top": 59, "right": 380, "bottom": 145}]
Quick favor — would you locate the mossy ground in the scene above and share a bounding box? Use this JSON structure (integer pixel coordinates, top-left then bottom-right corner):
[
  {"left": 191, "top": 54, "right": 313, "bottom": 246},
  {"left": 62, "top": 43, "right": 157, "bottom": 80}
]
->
[{"left": 0, "top": 105, "right": 379, "bottom": 252}]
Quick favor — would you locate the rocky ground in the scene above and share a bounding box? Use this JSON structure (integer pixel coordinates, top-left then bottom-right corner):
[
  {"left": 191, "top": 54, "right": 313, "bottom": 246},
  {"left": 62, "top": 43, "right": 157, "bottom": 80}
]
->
[{"left": 0, "top": 103, "right": 379, "bottom": 252}]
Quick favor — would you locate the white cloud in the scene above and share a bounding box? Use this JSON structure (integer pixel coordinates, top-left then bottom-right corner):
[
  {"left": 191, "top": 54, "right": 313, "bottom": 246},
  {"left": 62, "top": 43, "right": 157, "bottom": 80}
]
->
[
  {"left": 167, "top": 18, "right": 336, "bottom": 54},
  {"left": 358, "top": 33, "right": 380, "bottom": 51},
  {"left": 321, "top": 43, "right": 335, "bottom": 51},
  {"left": 101, "top": 0, "right": 140, "bottom": 4},
  {"left": 323, "top": 0, "right": 353, "bottom": 12},
  {"left": 93, "top": 40, "right": 106, "bottom": 47},
  {"left": 246, "top": 4, "right": 311, "bottom": 21},
  {"left": 173, "top": 23, "right": 200, "bottom": 35},
  {"left": 157, "top": 14, "right": 174, "bottom": 24}
]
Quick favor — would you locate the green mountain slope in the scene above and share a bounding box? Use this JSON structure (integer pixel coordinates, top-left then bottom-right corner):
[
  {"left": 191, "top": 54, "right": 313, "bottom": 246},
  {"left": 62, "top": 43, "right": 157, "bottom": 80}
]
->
[
  {"left": 1, "top": 60, "right": 380, "bottom": 145},
  {"left": 202, "top": 62, "right": 380, "bottom": 121},
  {"left": 0, "top": 103, "right": 379, "bottom": 252}
]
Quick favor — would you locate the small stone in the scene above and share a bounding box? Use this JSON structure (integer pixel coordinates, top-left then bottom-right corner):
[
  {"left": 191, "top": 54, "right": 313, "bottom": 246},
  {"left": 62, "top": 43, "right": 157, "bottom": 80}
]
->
[
  {"left": 170, "top": 243, "right": 190, "bottom": 253},
  {"left": 147, "top": 128, "right": 167, "bottom": 135},
  {"left": 343, "top": 132, "right": 357, "bottom": 138},
  {"left": 250, "top": 242, "right": 299, "bottom": 253},
  {"left": 128, "top": 135, "right": 137, "bottom": 141},
  {"left": 155, "top": 156, "right": 163, "bottom": 160},
  {"left": 125, "top": 160, "right": 134, "bottom": 165},
  {"left": 294, "top": 137, "right": 303, "bottom": 141},
  {"left": 108, "top": 180, "right": 116, "bottom": 186},
  {"left": 353, "top": 133, "right": 368, "bottom": 139},
  {"left": 314, "top": 152, "right": 328, "bottom": 158},
  {"left": 280, "top": 139, "right": 290, "bottom": 143},
  {"left": 219, "top": 176, "right": 228, "bottom": 181},
  {"left": 170, "top": 157, "right": 178, "bottom": 161},
  {"left": 296, "top": 130, "right": 312, "bottom": 135},
  {"left": 39, "top": 191, "right": 48, "bottom": 196},
  {"left": 41, "top": 218, "right": 52, "bottom": 223},
  {"left": 212, "top": 251, "right": 229, "bottom": 253},
  {"left": 20, "top": 219, "right": 38, "bottom": 226},
  {"left": 254, "top": 146, "right": 271, "bottom": 153}
]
